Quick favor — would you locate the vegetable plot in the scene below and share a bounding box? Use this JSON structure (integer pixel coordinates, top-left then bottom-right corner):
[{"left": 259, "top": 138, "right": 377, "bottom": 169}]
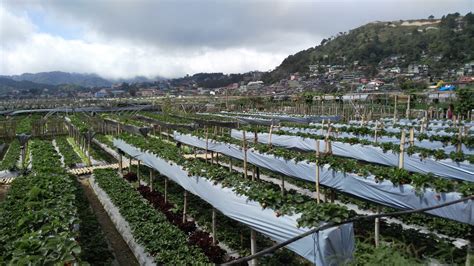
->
[
  {"left": 0, "top": 140, "right": 80, "bottom": 264},
  {"left": 173, "top": 132, "right": 473, "bottom": 224},
  {"left": 93, "top": 168, "right": 210, "bottom": 264},
  {"left": 113, "top": 134, "right": 355, "bottom": 265},
  {"left": 0, "top": 140, "right": 20, "bottom": 171}
]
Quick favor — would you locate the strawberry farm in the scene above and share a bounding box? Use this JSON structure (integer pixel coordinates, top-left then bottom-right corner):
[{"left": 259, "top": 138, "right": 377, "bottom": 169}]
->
[{"left": 0, "top": 106, "right": 472, "bottom": 265}]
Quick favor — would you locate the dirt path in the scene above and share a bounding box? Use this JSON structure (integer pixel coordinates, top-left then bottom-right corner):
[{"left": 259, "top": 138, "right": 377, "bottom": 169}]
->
[{"left": 78, "top": 177, "right": 139, "bottom": 266}]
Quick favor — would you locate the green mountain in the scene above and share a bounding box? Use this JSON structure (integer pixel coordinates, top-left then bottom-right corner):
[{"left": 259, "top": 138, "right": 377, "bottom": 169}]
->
[
  {"left": 263, "top": 12, "right": 474, "bottom": 83},
  {"left": 5, "top": 71, "right": 112, "bottom": 88}
]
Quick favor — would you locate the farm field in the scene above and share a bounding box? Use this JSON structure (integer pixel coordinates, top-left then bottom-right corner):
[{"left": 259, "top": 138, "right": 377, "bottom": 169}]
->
[{"left": 0, "top": 109, "right": 472, "bottom": 265}]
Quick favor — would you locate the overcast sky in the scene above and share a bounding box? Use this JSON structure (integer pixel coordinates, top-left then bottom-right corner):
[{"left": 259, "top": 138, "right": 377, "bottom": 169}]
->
[{"left": 1, "top": 0, "right": 472, "bottom": 79}]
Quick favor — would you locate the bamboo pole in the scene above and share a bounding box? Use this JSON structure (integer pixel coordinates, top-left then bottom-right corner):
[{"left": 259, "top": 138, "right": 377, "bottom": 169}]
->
[
  {"left": 164, "top": 177, "right": 168, "bottom": 203},
  {"left": 243, "top": 130, "right": 248, "bottom": 179},
  {"left": 250, "top": 229, "right": 257, "bottom": 266},
  {"left": 212, "top": 208, "right": 217, "bottom": 245},
  {"left": 405, "top": 95, "right": 411, "bottom": 119},
  {"left": 183, "top": 191, "right": 188, "bottom": 223},
  {"left": 137, "top": 160, "right": 140, "bottom": 182},
  {"left": 268, "top": 125, "right": 273, "bottom": 149},
  {"left": 375, "top": 206, "right": 380, "bottom": 247},
  {"left": 119, "top": 153, "right": 123, "bottom": 174},
  {"left": 399, "top": 130, "right": 406, "bottom": 169},
  {"left": 205, "top": 127, "right": 209, "bottom": 163},
  {"left": 315, "top": 140, "right": 321, "bottom": 204},
  {"left": 149, "top": 168, "right": 153, "bottom": 192}
]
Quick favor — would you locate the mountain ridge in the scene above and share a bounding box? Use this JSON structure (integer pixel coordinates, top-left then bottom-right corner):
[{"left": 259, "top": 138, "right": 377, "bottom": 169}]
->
[{"left": 263, "top": 12, "right": 474, "bottom": 82}]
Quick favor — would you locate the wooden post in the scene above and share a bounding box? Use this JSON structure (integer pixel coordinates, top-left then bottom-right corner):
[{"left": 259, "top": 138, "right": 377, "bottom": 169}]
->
[
  {"left": 409, "top": 128, "right": 414, "bottom": 146},
  {"left": 164, "top": 177, "right": 168, "bottom": 203},
  {"left": 315, "top": 140, "right": 321, "bottom": 204},
  {"left": 375, "top": 206, "right": 380, "bottom": 247},
  {"left": 374, "top": 121, "right": 379, "bottom": 143},
  {"left": 281, "top": 175, "right": 285, "bottom": 196},
  {"left": 149, "top": 168, "right": 153, "bottom": 192},
  {"left": 119, "top": 153, "right": 123, "bottom": 174},
  {"left": 137, "top": 160, "right": 141, "bottom": 182},
  {"left": 393, "top": 95, "right": 398, "bottom": 123},
  {"left": 229, "top": 157, "right": 233, "bottom": 172},
  {"left": 243, "top": 130, "right": 248, "bottom": 179},
  {"left": 129, "top": 156, "right": 132, "bottom": 173},
  {"left": 268, "top": 125, "right": 273, "bottom": 149},
  {"left": 205, "top": 128, "right": 209, "bottom": 163},
  {"left": 457, "top": 127, "right": 463, "bottom": 153},
  {"left": 405, "top": 95, "right": 411, "bottom": 119},
  {"left": 250, "top": 229, "right": 257, "bottom": 266},
  {"left": 212, "top": 208, "right": 217, "bottom": 245},
  {"left": 399, "top": 130, "right": 406, "bottom": 169},
  {"left": 183, "top": 190, "right": 187, "bottom": 223}
]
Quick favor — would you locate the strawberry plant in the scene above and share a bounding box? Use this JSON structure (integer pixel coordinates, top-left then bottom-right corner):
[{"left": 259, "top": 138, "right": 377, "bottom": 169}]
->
[{"left": 0, "top": 140, "right": 20, "bottom": 171}]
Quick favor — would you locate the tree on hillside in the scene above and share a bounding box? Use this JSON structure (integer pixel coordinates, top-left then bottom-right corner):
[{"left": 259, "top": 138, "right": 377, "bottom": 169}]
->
[
  {"left": 455, "top": 87, "right": 474, "bottom": 117},
  {"left": 428, "top": 15, "right": 435, "bottom": 20}
]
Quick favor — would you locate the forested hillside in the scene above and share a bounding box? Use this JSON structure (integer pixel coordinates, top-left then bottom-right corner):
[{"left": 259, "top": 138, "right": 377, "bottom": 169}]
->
[{"left": 263, "top": 13, "right": 474, "bottom": 83}]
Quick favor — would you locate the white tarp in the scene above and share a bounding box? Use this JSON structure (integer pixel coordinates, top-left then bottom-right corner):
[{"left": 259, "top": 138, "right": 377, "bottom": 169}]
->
[
  {"left": 114, "top": 139, "right": 355, "bottom": 266},
  {"left": 231, "top": 130, "right": 474, "bottom": 182},
  {"left": 280, "top": 126, "right": 473, "bottom": 155},
  {"left": 173, "top": 133, "right": 473, "bottom": 225}
]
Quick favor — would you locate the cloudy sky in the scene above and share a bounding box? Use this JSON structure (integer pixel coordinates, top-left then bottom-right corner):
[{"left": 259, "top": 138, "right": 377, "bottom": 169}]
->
[{"left": 1, "top": 0, "right": 472, "bottom": 79}]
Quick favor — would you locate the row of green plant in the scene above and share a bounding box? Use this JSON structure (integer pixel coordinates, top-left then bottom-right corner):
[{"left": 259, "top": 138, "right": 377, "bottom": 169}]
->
[
  {"left": 0, "top": 140, "right": 20, "bottom": 171},
  {"left": 240, "top": 124, "right": 474, "bottom": 163},
  {"left": 14, "top": 115, "right": 40, "bottom": 134},
  {"left": 67, "top": 114, "right": 92, "bottom": 134},
  {"left": 55, "top": 137, "right": 82, "bottom": 168},
  {"left": 101, "top": 113, "right": 149, "bottom": 127},
  {"left": 184, "top": 145, "right": 469, "bottom": 264},
  {"left": 0, "top": 139, "right": 112, "bottom": 264},
  {"left": 131, "top": 164, "right": 315, "bottom": 265},
  {"left": 117, "top": 133, "right": 467, "bottom": 265},
  {"left": 93, "top": 168, "right": 209, "bottom": 264},
  {"left": 140, "top": 112, "right": 194, "bottom": 124},
  {"left": 117, "top": 133, "right": 355, "bottom": 228},
  {"left": 188, "top": 130, "right": 473, "bottom": 196},
  {"left": 279, "top": 122, "right": 473, "bottom": 148},
  {"left": 215, "top": 147, "right": 468, "bottom": 243}
]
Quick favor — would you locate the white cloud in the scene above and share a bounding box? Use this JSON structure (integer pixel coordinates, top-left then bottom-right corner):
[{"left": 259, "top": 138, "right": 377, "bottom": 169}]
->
[
  {"left": 1, "top": 0, "right": 472, "bottom": 79},
  {"left": 0, "top": 6, "right": 36, "bottom": 48}
]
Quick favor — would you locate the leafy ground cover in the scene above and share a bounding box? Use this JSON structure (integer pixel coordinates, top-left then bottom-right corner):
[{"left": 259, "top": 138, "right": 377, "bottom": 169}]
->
[
  {"left": 0, "top": 140, "right": 20, "bottom": 171},
  {"left": 55, "top": 137, "right": 82, "bottom": 168},
  {"left": 93, "top": 168, "right": 209, "bottom": 264},
  {"left": 190, "top": 130, "right": 473, "bottom": 196},
  {"left": 0, "top": 139, "right": 112, "bottom": 264}
]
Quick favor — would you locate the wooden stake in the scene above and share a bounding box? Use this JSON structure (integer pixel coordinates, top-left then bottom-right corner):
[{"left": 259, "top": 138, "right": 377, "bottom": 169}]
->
[
  {"left": 243, "top": 130, "right": 248, "bottom": 179},
  {"left": 205, "top": 127, "right": 209, "bottom": 163},
  {"left": 268, "top": 125, "right": 273, "bottom": 149},
  {"left": 212, "top": 208, "right": 217, "bottom": 245},
  {"left": 183, "top": 190, "right": 187, "bottom": 223},
  {"left": 149, "top": 168, "right": 153, "bottom": 192},
  {"left": 281, "top": 175, "right": 285, "bottom": 196},
  {"left": 315, "top": 140, "right": 321, "bottom": 204},
  {"left": 393, "top": 95, "right": 398, "bottom": 123},
  {"left": 405, "top": 95, "right": 411, "bottom": 119},
  {"left": 119, "top": 153, "right": 123, "bottom": 174},
  {"left": 409, "top": 128, "right": 414, "bottom": 146},
  {"left": 399, "top": 130, "right": 406, "bottom": 169},
  {"left": 137, "top": 160, "right": 141, "bottom": 182},
  {"left": 250, "top": 229, "right": 257, "bottom": 266},
  {"left": 164, "top": 177, "right": 168, "bottom": 203},
  {"left": 375, "top": 206, "right": 380, "bottom": 248}
]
